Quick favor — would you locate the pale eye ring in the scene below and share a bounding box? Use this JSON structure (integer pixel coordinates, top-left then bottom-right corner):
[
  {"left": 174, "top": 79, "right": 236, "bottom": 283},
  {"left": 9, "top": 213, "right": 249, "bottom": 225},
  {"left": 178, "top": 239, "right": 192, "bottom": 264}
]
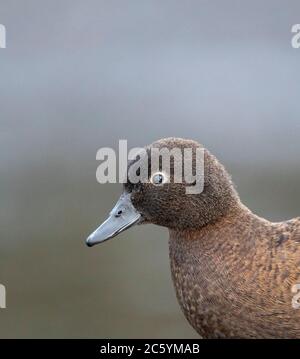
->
[{"left": 151, "top": 172, "right": 167, "bottom": 185}]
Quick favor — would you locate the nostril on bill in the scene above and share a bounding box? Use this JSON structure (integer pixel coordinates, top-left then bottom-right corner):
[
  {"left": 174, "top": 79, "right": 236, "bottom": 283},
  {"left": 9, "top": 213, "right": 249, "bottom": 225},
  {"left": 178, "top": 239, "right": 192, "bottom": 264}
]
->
[{"left": 115, "top": 210, "right": 123, "bottom": 218}]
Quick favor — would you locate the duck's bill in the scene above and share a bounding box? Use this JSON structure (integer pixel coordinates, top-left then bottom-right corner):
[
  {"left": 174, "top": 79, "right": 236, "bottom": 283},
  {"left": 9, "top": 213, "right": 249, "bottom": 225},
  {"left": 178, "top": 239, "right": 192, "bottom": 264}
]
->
[{"left": 86, "top": 193, "right": 141, "bottom": 247}]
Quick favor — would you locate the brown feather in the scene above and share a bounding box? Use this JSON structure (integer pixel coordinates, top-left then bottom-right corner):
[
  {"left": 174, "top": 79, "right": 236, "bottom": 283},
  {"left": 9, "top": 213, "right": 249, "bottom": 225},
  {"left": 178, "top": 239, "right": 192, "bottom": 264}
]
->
[{"left": 127, "top": 138, "right": 300, "bottom": 338}]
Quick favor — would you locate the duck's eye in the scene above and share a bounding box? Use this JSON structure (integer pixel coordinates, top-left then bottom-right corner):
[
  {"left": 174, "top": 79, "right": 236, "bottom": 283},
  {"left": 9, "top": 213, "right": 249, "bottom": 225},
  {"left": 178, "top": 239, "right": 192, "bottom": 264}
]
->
[{"left": 151, "top": 172, "right": 166, "bottom": 185}]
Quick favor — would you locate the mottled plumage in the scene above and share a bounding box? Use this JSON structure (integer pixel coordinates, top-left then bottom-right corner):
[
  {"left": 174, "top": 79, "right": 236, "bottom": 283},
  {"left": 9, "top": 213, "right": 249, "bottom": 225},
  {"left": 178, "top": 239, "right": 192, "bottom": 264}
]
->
[
  {"left": 169, "top": 208, "right": 300, "bottom": 338},
  {"left": 87, "top": 137, "right": 300, "bottom": 338}
]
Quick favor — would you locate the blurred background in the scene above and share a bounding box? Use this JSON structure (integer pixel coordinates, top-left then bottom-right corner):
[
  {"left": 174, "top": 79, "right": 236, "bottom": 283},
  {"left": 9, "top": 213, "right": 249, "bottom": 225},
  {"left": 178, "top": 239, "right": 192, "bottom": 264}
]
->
[{"left": 0, "top": 0, "right": 300, "bottom": 338}]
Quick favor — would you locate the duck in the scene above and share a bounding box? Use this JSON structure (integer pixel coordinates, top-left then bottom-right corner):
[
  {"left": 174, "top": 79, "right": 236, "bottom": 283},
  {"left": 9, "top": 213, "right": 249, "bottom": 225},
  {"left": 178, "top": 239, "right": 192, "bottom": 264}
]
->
[{"left": 86, "top": 137, "right": 300, "bottom": 338}]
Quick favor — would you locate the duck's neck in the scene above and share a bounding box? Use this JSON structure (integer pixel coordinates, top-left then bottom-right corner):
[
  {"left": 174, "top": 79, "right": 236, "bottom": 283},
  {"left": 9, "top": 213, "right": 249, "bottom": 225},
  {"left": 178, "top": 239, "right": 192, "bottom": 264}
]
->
[
  {"left": 168, "top": 204, "right": 273, "bottom": 338},
  {"left": 169, "top": 202, "right": 259, "bottom": 258}
]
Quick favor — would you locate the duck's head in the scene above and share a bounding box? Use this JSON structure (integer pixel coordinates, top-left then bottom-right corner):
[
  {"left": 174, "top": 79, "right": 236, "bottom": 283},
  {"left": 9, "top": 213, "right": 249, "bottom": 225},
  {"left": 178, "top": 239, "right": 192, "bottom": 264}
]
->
[{"left": 86, "top": 138, "right": 239, "bottom": 246}]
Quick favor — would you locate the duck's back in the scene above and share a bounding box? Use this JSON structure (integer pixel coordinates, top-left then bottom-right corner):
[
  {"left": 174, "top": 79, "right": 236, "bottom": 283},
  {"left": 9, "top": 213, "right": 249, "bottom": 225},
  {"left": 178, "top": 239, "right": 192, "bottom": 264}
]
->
[{"left": 169, "top": 209, "right": 300, "bottom": 338}]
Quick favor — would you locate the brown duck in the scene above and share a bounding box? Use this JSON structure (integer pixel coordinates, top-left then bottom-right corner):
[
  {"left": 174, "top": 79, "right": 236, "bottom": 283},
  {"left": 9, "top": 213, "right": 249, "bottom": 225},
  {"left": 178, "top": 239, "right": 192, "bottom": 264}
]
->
[{"left": 86, "top": 138, "right": 300, "bottom": 338}]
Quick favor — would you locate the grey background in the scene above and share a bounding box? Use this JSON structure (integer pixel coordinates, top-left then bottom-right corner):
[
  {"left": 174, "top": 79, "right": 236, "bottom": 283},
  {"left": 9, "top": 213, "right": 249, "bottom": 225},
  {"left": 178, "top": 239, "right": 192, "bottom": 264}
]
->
[{"left": 0, "top": 0, "right": 299, "bottom": 338}]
